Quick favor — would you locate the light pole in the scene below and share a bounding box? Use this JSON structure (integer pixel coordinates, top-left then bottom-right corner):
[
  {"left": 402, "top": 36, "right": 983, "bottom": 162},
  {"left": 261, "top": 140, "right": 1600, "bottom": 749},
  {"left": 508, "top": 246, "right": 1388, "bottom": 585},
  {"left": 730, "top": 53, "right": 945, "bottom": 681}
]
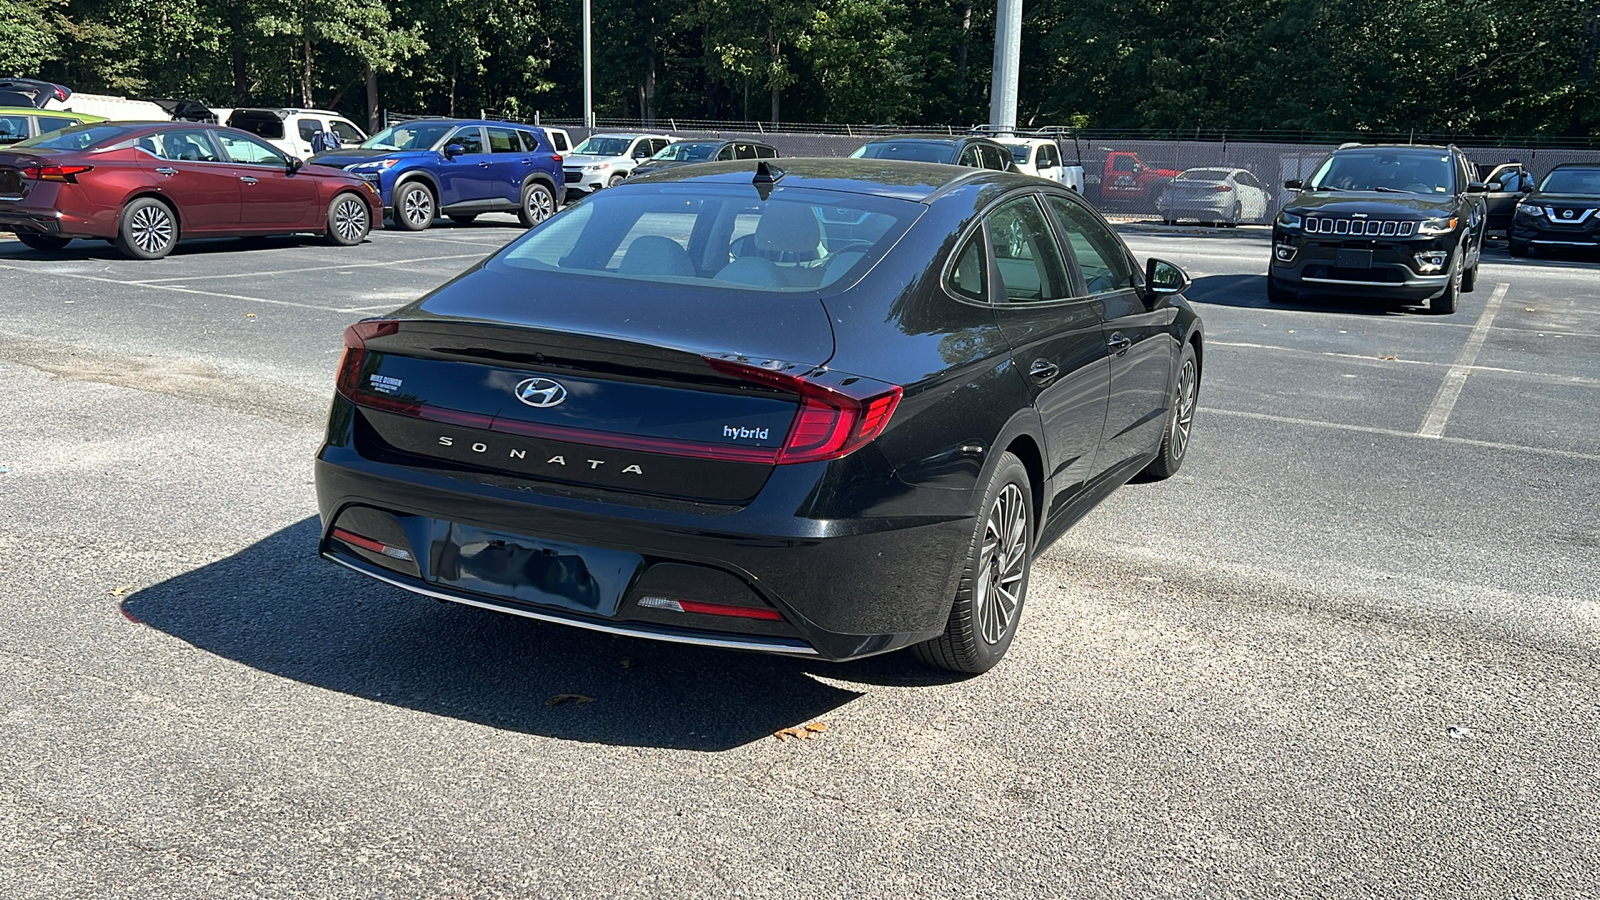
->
[
  {"left": 583, "top": 0, "right": 594, "bottom": 129},
  {"left": 989, "top": 0, "right": 1022, "bottom": 133}
]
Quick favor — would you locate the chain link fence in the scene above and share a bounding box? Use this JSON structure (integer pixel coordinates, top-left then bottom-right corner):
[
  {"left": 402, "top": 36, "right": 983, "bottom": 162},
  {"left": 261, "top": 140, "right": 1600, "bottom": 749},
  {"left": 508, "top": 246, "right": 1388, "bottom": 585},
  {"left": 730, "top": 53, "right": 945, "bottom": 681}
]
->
[{"left": 383, "top": 111, "right": 1600, "bottom": 222}]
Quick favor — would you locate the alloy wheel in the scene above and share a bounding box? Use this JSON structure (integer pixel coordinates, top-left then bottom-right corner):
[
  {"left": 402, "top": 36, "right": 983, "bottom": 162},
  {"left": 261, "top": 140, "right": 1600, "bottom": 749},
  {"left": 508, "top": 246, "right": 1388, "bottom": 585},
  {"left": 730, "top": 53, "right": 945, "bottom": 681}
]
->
[
  {"left": 526, "top": 188, "right": 554, "bottom": 223},
  {"left": 402, "top": 188, "right": 433, "bottom": 228},
  {"left": 130, "top": 204, "right": 174, "bottom": 255},
  {"left": 975, "top": 482, "right": 1028, "bottom": 646},
  {"left": 334, "top": 197, "right": 368, "bottom": 243},
  {"left": 1171, "top": 357, "right": 1198, "bottom": 461}
]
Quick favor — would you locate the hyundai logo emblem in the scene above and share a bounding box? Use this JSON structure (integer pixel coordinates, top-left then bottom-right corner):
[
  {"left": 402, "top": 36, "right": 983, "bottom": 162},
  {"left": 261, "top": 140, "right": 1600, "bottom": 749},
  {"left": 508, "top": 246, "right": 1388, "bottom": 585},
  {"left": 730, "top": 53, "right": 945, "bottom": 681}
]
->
[{"left": 514, "top": 377, "right": 568, "bottom": 408}]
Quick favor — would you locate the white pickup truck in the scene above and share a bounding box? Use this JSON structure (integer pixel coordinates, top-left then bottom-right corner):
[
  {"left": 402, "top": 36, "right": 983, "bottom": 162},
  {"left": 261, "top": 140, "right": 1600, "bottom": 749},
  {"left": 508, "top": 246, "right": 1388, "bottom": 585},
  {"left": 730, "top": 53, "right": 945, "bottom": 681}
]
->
[{"left": 993, "top": 137, "right": 1085, "bottom": 191}]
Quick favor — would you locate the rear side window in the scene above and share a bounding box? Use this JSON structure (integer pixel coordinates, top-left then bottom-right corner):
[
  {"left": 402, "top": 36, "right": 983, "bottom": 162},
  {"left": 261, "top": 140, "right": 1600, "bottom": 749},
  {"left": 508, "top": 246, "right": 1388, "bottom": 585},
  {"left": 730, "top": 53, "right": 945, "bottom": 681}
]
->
[
  {"left": 487, "top": 127, "right": 521, "bottom": 152},
  {"left": 145, "top": 129, "right": 223, "bottom": 162},
  {"left": 35, "top": 115, "right": 80, "bottom": 135},
  {"left": 297, "top": 119, "right": 325, "bottom": 142},
  {"left": 1047, "top": 195, "right": 1135, "bottom": 294},
  {"left": 756, "top": 144, "right": 778, "bottom": 159},
  {"left": 231, "top": 112, "right": 285, "bottom": 140},
  {"left": 0, "top": 116, "right": 26, "bottom": 143},
  {"left": 948, "top": 232, "right": 988, "bottom": 301},
  {"left": 491, "top": 187, "right": 922, "bottom": 294},
  {"left": 548, "top": 132, "right": 569, "bottom": 152},
  {"left": 17, "top": 124, "right": 131, "bottom": 150},
  {"left": 985, "top": 196, "right": 1070, "bottom": 302}
]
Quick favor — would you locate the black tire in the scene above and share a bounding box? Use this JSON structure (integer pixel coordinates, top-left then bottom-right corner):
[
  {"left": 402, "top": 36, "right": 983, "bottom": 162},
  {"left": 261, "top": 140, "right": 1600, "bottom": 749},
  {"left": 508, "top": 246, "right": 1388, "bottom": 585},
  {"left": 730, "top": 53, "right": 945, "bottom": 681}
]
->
[
  {"left": 15, "top": 232, "right": 71, "bottom": 252},
  {"left": 1266, "top": 276, "right": 1297, "bottom": 305},
  {"left": 1226, "top": 202, "right": 1242, "bottom": 227},
  {"left": 607, "top": 174, "right": 625, "bottom": 189},
  {"left": 1142, "top": 342, "right": 1199, "bottom": 480},
  {"left": 1162, "top": 218, "right": 1176, "bottom": 226},
  {"left": 114, "top": 196, "right": 178, "bottom": 260},
  {"left": 1509, "top": 240, "right": 1529, "bottom": 258},
  {"left": 447, "top": 214, "right": 478, "bottom": 225},
  {"left": 1430, "top": 244, "right": 1462, "bottom": 315},
  {"left": 393, "top": 181, "right": 435, "bottom": 231},
  {"left": 518, "top": 182, "right": 557, "bottom": 227},
  {"left": 325, "top": 192, "right": 370, "bottom": 246},
  {"left": 913, "top": 451, "right": 1033, "bottom": 675}
]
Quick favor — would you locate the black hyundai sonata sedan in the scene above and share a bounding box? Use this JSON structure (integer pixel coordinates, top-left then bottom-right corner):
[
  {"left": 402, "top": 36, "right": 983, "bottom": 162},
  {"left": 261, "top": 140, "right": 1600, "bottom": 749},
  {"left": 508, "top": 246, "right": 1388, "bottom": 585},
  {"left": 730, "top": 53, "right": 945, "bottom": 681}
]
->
[{"left": 315, "top": 159, "right": 1203, "bottom": 673}]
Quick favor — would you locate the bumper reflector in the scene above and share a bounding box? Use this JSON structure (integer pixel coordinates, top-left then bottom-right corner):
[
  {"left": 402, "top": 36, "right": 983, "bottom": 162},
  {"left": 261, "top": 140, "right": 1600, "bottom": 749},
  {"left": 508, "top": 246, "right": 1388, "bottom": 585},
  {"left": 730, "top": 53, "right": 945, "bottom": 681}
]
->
[
  {"left": 638, "top": 595, "right": 783, "bottom": 620},
  {"left": 331, "top": 527, "right": 413, "bottom": 561}
]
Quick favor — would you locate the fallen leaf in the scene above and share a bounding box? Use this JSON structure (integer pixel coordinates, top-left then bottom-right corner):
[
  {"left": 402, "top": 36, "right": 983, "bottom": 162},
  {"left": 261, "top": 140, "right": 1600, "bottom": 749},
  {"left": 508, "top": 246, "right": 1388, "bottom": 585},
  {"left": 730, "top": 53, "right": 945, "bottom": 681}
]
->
[
  {"left": 545, "top": 693, "right": 595, "bottom": 707},
  {"left": 1379, "top": 355, "right": 1397, "bottom": 361},
  {"left": 109, "top": 585, "right": 135, "bottom": 597},
  {"left": 774, "top": 727, "right": 807, "bottom": 742},
  {"left": 1524, "top": 307, "right": 1535, "bottom": 312},
  {"left": 246, "top": 313, "right": 257, "bottom": 318},
  {"left": 803, "top": 722, "right": 829, "bottom": 734}
]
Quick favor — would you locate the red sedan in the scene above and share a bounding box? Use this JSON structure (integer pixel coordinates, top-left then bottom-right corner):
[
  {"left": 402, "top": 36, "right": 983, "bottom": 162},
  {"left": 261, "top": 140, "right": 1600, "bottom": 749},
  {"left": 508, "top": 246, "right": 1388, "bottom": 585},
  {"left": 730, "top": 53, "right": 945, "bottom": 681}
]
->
[{"left": 0, "top": 122, "right": 382, "bottom": 259}]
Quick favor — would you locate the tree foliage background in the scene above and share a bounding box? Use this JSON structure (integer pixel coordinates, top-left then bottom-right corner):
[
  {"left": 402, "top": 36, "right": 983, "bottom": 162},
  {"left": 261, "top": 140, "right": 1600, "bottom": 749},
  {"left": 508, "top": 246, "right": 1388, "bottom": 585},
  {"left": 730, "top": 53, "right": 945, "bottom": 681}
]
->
[{"left": 8, "top": 0, "right": 1599, "bottom": 135}]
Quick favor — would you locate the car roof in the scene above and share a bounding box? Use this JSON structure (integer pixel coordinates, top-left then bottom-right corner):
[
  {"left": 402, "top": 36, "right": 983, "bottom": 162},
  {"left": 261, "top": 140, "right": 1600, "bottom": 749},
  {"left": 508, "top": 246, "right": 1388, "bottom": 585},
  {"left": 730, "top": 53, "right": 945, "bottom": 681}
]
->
[
  {"left": 618, "top": 157, "right": 1034, "bottom": 202},
  {"left": 396, "top": 117, "right": 543, "bottom": 129},
  {"left": 862, "top": 134, "right": 994, "bottom": 145}
]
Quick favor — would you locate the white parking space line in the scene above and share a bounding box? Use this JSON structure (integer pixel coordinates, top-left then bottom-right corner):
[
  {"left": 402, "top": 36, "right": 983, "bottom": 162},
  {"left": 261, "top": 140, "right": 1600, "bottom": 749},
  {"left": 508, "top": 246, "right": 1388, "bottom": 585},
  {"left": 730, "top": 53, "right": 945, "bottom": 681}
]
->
[
  {"left": 1210, "top": 339, "right": 1600, "bottom": 387},
  {"left": 1418, "top": 282, "right": 1510, "bottom": 437},
  {"left": 1207, "top": 406, "right": 1600, "bottom": 463},
  {"left": 129, "top": 253, "right": 490, "bottom": 284},
  {"left": 0, "top": 263, "right": 388, "bottom": 314}
]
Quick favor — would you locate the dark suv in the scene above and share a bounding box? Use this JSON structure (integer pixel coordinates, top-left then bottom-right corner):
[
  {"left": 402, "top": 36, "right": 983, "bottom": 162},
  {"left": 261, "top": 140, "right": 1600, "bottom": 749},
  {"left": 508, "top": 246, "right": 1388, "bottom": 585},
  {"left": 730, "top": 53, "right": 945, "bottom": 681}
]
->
[
  {"left": 1270, "top": 144, "right": 1488, "bottom": 314},
  {"left": 1508, "top": 163, "right": 1600, "bottom": 257}
]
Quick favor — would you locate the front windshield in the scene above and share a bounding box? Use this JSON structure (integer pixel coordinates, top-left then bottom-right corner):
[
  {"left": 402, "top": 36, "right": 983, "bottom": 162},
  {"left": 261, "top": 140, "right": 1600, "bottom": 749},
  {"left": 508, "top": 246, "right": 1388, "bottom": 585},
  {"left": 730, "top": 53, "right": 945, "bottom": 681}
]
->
[
  {"left": 491, "top": 185, "right": 922, "bottom": 294},
  {"left": 652, "top": 142, "right": 717, "bottom": 161},
  {"left": 361, "top": 123, "right": 450, "bottom": 151},
  {"left": 1176, "top": 169, "right": 1232, "bottom": 181},
  {"left": 573, "top": 136, "right": 633, "bottom": 157},
  {"left": 1539, "top": 167, "right": 1600, "bottom": 194},
  {"left": 1309, "top": 151, "right": 1455, "bottom": 194},
  {"left": 850, "top": 141, "right": 957, "bottom": 164},
  {"left": 15, "top": 124, "right": 133, "bottom": 151}
]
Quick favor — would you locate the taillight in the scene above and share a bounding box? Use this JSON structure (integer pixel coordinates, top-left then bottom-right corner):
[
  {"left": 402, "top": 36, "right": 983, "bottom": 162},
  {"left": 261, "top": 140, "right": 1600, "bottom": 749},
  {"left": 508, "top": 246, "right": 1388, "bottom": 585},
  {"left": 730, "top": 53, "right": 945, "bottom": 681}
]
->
[
  {"left": 551, "top": 153, "right": 563, "bottom": 164},
  {"left": 336, "top": 319, "right": 400, "bottom": 400},
  {"left": 22, "top": 164, "right": 92, "bottom": 183},
  {"left": 706, "top": 357, "right": 902, "bottom": 465},
  {"left": 1213, "top": 184, "right": 1234, "bottom": 192}
]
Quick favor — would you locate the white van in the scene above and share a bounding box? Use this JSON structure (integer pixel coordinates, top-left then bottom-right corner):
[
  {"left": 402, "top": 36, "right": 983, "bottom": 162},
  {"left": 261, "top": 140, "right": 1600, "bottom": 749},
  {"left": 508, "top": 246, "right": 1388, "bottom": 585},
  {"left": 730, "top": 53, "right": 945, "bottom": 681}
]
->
[
  {"left": 226, "top": 108, "right": 368, "bottom": 159},
  {"left": 52, "top": 93, "right": 172, "bottom": 122}
]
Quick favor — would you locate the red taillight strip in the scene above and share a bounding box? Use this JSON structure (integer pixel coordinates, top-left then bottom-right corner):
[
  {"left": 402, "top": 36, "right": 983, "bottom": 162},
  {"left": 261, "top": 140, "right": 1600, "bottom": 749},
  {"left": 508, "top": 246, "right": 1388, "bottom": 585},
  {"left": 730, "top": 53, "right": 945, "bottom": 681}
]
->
[
  {"left": 706, "top": 357, "right": 902, "bottom": 464},
  {"left": 638, "top": 596, "right": 784, "bottom": 621},
  {"left": 22, "top": 164, "right": 92, "bottom": 183},
  {"left": 330, "top": 527, "right": 414, "bottom": 561}
]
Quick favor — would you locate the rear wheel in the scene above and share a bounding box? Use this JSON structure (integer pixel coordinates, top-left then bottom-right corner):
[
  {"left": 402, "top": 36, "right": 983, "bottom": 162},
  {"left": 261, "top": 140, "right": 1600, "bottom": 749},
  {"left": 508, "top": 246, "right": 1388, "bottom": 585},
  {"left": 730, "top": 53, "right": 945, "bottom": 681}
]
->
[
  {"left": 1226, "top": 202, "right": 1242, "bottom": 227},
  {"left": 447, "top": 214, "right": 478, "bottom": 225},
  {"left": 115, "top": 197, "right": 177, "bottom": 260},
  {"left": 15, "top": 233, "right": 71, "bottom": 252},
  {"left": 325, "top": 192, "right": 370, "bottom": 246},
  {"left": 913, "top": 452, "right": 1032, "bottom": 675},
  {"left": 1142, "top": 342, "right": 1199, "bottom": 480},
  {"left": 394, "top": 182, "right": 435, "bottom": 231},
  {"left": 518, "top": 183, "right": 556, "bottom": 227},
  {"left": 1266, "top": 276, "right": 1297, "bottom": 304}
]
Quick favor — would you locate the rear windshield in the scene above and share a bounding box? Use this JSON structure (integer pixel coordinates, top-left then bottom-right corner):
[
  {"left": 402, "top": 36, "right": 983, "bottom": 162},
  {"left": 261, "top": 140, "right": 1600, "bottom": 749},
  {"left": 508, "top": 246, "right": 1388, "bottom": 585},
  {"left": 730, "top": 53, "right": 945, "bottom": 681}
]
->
[
  {"left": 1539, "top": 167, "right": 1600, "bottom": 194},
  {"left": 653, "top": 142, "right": 718, "bottom": 161},
  {"left": 14, "top": 124, "right": 134, "bottom": 151},
  {"left": 490, "top": 185, "right": 922, "bottom": 294},
  {"left": 1309, "top": 151, "right": 1455, "bottom": 194},
  {"left": 229, "top": 111, "right": 285, "bottom": 140},
  {"left": 850, "top": 141, "right": 957, "bottom": 164},
  {"left": 1176, "top": 169, "right": 1232, "bottom": 181}
]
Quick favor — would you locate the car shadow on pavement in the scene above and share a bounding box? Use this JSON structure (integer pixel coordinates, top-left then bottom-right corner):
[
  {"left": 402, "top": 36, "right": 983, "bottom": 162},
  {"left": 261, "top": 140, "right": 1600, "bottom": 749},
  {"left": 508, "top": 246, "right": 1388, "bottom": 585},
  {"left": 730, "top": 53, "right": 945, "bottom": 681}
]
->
[
  {"left": 0, "top": 235, "right": 340, "bottom": 260},
  {"left": 121, "top": 516, "right": 904, "bottom": 751},
  {"left": 1185, "top": 273, "right": 1411, "bottom": 316}
]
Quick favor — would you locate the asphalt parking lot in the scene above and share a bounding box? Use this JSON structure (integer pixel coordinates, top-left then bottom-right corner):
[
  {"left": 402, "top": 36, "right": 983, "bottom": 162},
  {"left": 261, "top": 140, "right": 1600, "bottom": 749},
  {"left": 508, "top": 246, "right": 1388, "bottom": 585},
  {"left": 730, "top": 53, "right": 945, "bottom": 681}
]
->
[{"left": 2, "top": 218, "right": 1597, "bottom": 897}]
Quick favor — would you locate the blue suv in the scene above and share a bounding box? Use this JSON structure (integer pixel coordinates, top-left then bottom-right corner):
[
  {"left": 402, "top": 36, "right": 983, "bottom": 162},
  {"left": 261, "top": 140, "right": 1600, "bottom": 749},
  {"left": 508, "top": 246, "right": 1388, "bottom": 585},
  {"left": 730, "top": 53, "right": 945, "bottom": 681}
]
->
[{"left": 310, "top": 118, "right": 564, "bottom": 231}]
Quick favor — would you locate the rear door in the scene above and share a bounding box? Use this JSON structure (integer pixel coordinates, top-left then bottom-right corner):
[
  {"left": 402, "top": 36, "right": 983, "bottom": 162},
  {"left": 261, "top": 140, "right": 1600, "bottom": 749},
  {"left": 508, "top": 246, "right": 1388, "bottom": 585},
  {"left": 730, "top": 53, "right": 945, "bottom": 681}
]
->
[
  {"left": 982, "top": 193, "right": 1110, "bottom": 508},
  {"left": 139, "top": 128, "right": 241, "bottom": 231},
  {"left": 485, "top": 125, "right": 530, "bottom": 204},
  {"left": 214, "top": 129, "right": 320, "bottom": 229},
  {"left": 1046, "top": 193, "right": 1173, "bottom": 477}
]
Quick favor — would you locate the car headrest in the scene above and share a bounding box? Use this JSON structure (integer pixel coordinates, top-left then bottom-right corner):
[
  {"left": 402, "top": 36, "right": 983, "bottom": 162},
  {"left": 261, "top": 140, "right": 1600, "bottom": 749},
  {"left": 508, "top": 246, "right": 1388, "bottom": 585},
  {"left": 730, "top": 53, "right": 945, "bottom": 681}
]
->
[
  {"left": 618, "top": 236, "right": 695, "bottom": 278},
  {"left": 713, "top": 257, "right": 782, "bottom": 288},
  {"left": 752, "top": 204, "right": 822, "bottom": 261}
]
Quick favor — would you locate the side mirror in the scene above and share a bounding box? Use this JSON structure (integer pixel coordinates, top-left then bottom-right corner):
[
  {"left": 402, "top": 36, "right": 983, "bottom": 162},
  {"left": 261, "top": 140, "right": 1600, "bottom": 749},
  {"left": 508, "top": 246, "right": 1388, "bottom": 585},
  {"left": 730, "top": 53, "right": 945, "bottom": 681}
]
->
[
  {"left": 1038, "top": 158, "right": 1056, "bottom": 169},
  {"left": 287, "top": 156, "right": 303, "bottom": 173},
  {"left": 1466, "top": 181, "right": 1489, "bottom": 194},
  {"left": 444, "top": 142, "right": 465, "bottom": 159},
  {"left": 1144, "top": 257, "right": 1190, "bottom": 297},
  {"left": 1284, "top": 179, "right": 1304, "bottom": 190}
]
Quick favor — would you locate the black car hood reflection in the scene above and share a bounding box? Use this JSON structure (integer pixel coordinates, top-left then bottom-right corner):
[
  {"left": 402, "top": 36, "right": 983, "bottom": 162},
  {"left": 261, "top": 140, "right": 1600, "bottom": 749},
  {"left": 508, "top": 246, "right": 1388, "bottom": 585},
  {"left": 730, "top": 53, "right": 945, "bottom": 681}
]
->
[{"left": 1285, "top": 191, "right": 1457, "bottom": 217}]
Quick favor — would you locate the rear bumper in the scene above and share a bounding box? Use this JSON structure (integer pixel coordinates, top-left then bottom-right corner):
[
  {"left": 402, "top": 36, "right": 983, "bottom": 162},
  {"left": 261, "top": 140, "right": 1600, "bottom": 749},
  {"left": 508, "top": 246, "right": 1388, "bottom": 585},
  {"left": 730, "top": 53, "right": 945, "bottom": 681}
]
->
[
  {"left": 0, "top": 208, "right": 63, "bottom": 235},
  {"left": 314, "top": 438, "right": 971, "bottom": 662}
]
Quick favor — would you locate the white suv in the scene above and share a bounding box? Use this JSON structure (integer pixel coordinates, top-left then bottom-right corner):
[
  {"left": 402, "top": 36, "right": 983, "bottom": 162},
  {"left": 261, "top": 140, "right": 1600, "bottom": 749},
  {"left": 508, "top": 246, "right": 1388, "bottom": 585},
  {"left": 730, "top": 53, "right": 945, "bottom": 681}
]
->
[
  {"left": 562, "top": 133, "right": 674, "bottom": 197},
  {"left": 226, "top": 108, "right": 368, "bottom": 160},
  {"left": 994, "top": 137, "right": 1085, "bottom": 191}
]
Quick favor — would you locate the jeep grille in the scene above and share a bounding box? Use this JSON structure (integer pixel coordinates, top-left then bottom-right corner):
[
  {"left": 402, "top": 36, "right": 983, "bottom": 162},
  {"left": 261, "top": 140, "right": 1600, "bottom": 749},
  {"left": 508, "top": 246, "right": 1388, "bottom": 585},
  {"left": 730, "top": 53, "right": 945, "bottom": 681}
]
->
[{"left": 1305, "top": 217, "right": 1416, "bottom": 237}]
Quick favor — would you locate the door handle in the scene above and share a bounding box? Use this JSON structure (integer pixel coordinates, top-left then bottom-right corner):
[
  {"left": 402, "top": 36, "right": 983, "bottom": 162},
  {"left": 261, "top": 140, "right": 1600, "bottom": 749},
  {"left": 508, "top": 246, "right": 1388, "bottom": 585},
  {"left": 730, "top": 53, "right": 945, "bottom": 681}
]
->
[
  {"left": 154, "top": 167, "right": 177, "bottom": 176},
  {"left": 239, "top": 176, "right": 258, "bottom": 185},
  {"left": 1028, "top": 359, "right": 1060, "bottom": 381},
  {"left": 1108, "top": 332, "right": 1132, "bottom": 356},
  {"left": 478, "top": 161, "right": 491, "bottom": 168}
]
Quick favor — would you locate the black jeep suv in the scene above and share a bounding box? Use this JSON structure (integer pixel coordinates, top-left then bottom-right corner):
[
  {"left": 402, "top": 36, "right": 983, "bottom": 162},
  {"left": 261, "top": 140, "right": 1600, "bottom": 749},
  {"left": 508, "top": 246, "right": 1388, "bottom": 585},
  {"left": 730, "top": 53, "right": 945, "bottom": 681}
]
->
[{"left": 1270, "top": 144, "right": 1489, "bottom": 314}]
